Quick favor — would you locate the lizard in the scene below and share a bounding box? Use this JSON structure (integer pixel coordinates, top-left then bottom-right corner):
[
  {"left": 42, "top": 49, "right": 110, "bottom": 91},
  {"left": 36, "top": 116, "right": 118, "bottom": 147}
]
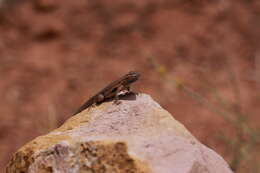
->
[{"left": 73, "top": 71, "right": 140, "bottom": 115}]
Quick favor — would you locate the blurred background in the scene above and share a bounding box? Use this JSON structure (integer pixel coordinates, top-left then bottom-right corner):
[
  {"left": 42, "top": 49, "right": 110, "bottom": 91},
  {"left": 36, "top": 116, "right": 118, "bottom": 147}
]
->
[{"left": 0, "top": 0, "right": 260, "bottom": 172}]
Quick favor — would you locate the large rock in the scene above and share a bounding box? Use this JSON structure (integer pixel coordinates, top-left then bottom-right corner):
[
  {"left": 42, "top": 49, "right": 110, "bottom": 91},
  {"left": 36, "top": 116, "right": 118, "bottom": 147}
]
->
[{"left": 6, "top": 93, "right": 233, "bottom": 173}]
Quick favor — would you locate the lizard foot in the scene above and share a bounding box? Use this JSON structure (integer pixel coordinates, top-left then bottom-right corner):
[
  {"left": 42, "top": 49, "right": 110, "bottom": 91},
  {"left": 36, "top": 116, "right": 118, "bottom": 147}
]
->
[{"left": 113, "top": 100, "right": 121, "bottom": 105}]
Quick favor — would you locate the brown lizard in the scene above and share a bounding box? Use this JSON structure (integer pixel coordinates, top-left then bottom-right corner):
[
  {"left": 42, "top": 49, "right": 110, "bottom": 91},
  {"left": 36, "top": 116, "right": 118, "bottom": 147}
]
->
[{"left": 73, "top": 71, "right": 140, "bottom": 115}]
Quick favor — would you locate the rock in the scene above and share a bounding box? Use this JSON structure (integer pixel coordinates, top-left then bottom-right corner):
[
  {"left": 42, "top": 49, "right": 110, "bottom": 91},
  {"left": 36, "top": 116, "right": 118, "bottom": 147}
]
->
[{"left": 6, "top": 93, "right": 233, "bottom": 173}]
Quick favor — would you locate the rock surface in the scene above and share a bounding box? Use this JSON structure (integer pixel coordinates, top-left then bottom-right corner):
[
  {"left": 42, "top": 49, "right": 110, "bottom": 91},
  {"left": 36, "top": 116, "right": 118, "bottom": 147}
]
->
[{"left": 6, "top": 93, "right": 233, "bottom": 173}]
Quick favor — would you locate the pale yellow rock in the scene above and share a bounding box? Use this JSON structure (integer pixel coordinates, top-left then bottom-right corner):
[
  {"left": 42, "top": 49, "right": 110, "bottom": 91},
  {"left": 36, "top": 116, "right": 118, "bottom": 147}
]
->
[{"left": 6, "top": 93, "right": 233, "bottom": 173}]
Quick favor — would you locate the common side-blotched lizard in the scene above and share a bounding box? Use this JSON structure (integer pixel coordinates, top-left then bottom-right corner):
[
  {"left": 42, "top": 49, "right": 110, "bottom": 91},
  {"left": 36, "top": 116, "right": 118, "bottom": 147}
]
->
[{"left": 73, "top": 71, "right": 140, "bottom": 115}]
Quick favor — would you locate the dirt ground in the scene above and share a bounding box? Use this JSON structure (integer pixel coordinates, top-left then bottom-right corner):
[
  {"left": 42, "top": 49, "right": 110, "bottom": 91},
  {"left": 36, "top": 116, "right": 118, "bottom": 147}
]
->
[{"left": 0, "top": 0, "right": 259, "bottom": 172}]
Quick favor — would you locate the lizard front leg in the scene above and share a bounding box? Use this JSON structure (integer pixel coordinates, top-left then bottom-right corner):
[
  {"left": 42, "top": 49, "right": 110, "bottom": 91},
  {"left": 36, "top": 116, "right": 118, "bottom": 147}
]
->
[
  {"left": 126, "top": 85, "right": 138, "bottom": 95},
  {"left": 113, "top": 85, "right": 125, "bottom": 105}
]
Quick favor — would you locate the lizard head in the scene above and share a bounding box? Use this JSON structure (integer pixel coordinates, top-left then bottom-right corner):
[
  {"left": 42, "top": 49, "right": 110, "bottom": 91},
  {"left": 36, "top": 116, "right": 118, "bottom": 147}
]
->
[{"left": 123, "top": 71, "right": 140, "bottom": 85}]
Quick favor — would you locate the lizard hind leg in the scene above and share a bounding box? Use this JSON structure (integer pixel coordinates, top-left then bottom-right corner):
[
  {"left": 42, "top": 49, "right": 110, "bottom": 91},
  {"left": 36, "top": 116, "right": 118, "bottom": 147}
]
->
[
  {"left": 96, "top": 94, "right": 105, "bottom": 103},
  {"left": 113, "top": 85, "right": 124, "bottom": 105},
  {"left": 126, "top": 86, "right": 130, "bottom": 91}
]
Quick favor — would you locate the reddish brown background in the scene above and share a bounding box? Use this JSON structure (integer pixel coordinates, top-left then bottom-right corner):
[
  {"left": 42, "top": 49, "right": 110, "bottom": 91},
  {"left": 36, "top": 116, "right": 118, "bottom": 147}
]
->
[{"left": 0, "top": 0, "right": 260, "bottom": 172}]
